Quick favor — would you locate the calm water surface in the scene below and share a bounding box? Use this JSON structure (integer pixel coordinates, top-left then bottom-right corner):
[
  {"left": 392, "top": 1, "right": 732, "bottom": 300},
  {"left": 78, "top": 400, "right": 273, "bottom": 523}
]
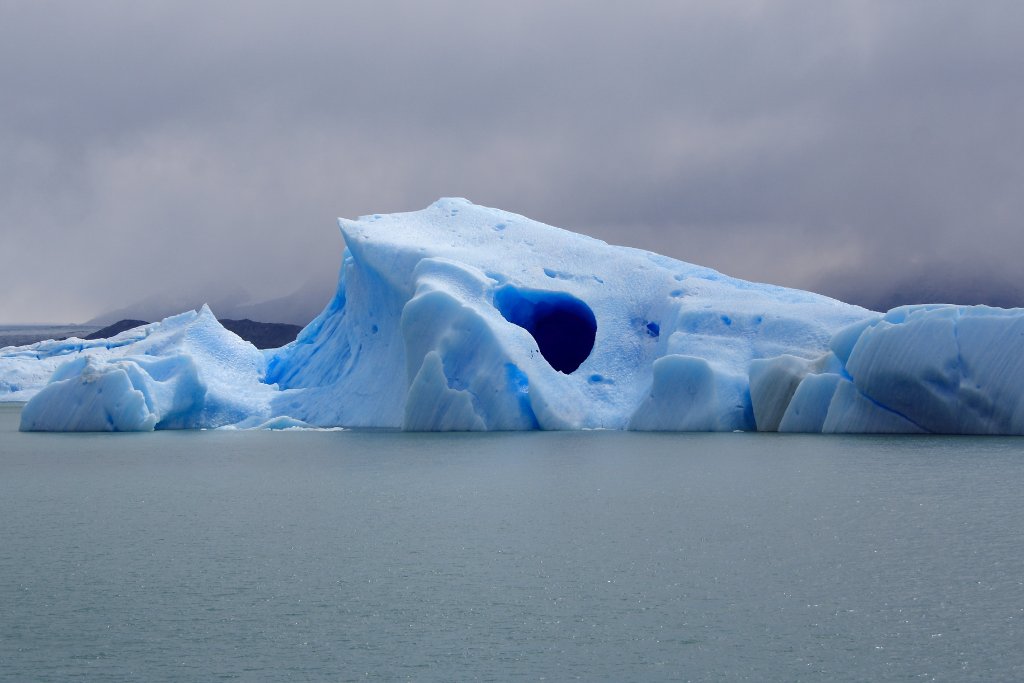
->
[
  {"left": 0, "top": 325, "right": 95, "bottom": 348},
  {"left": 1, "top": 404, "right": 1022, "bottom": 681}
]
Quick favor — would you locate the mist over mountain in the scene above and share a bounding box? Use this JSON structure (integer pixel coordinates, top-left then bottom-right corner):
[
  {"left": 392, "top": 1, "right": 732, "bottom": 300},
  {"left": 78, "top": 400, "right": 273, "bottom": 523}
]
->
[
  {"left": 5, "top": 3, "right": 1024, "bottom": 324},
  {"left": 85, "top": 273, "right": 334, "bottom": 328},
  {"left": 815, "top": 263, "right": 1024, "bottom": 313}
]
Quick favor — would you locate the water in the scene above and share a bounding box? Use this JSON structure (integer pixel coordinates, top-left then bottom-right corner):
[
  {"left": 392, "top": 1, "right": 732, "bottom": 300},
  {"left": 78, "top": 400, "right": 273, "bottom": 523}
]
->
[
  {"left": 1, "top": 404, "right": 1022, "bottom": 681},
  {"left": 0, "top": 324, "right": 94, "bottom": 348}
]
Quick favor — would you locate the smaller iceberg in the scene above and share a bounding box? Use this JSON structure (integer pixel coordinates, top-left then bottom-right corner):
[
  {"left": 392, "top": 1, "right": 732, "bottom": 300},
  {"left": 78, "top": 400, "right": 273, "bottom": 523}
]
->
[
  {"left": 1, "top": 322, "right": 153, "bottom": 403},
  {"left": 16, "top": 306, "right": 276, "bottom": 431}
]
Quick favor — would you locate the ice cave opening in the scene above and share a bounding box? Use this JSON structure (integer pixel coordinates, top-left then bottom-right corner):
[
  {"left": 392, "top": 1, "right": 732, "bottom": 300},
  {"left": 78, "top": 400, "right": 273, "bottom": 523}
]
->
[{"left": 493, "top": 285, "right": 597, "bottom": 374}]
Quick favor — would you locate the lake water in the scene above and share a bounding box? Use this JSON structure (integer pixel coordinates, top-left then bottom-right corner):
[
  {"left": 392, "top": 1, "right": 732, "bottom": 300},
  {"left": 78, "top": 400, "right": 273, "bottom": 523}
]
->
[
  {"left": 0, "top": 325, "right": 95, "bottom": 348},
  {"left": 1, "top": 403, "right": 1022, "bottom": 681}
]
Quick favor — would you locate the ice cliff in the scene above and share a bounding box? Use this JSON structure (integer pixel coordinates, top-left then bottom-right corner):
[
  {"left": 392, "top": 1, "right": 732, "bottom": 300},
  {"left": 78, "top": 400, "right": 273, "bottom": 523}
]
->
[{"left": 7, "top": 198, "right": 1024, "bottom": 433}]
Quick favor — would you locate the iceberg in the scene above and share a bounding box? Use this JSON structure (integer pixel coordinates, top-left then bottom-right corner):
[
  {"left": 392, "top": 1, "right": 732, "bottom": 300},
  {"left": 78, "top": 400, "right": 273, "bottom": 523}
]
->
[
  {"left": 1, "top": 323, "right": 153, "bottom": 403},
  {"left": 750, "top": 305, "right": 1024, "bottom": 434},
  {"left": 7, "top": 198, "right": 1024, "bottom": 433},
  {"left": 13, "top": 307, "right": 276, "bottom": 431}
]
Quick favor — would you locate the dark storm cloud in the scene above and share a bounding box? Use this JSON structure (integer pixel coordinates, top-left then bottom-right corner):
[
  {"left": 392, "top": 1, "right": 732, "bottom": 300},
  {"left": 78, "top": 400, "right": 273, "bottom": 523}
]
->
[{"left": 3, "top": 1, "right": 1023, "bottom": 322}]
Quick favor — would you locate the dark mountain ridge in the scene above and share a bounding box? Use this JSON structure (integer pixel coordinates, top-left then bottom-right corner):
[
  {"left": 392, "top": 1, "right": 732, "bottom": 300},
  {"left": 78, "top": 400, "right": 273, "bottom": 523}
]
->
[{"left": 7, "top": 318, "right": 302, "bottom": 350}]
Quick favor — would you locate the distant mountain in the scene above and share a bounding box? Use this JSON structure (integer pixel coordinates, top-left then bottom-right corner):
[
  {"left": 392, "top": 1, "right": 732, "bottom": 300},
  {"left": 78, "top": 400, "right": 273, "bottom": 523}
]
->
[
  {"left": 85, "top": 275, "right": 334, "bottom": 328},
  {"left": 84, "top": 319, "right": 149, "bottom": 339},
  {"left": 84, "top": 285, "right": 252, "bottom": 327},
  {"left": 223, "top": 275, "right": 335, "bottom": 327},
  {"left": 81, "top": 317, "right": 301, "bottom": 350},
  {"left": 219, "top": 319, "right": 302, "bottom": 349}
]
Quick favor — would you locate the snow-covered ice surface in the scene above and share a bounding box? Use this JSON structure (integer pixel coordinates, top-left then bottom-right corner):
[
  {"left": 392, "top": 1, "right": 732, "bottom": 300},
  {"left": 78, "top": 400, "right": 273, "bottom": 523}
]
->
[{"left": 7, "top": 198, "right": 1024, "bottom": 433}]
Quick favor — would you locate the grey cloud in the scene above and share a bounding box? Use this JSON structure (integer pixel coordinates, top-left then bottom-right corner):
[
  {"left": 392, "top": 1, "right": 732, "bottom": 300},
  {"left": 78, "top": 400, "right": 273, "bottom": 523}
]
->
[{"left": 2, "top": 1, "right": 1023, "bottom": 322}]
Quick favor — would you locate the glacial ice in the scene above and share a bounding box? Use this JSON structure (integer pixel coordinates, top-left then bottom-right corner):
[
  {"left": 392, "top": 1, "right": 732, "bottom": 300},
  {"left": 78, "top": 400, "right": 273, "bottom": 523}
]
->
[
  {"left": 6, "top": 198, "right": 1024, "bottom": 433},
  {"left": 750, "top": 304, "right": 1024, "bottom": 434},
  {"left": 15, "top": 306, "right": 276, "bottom": 431}
]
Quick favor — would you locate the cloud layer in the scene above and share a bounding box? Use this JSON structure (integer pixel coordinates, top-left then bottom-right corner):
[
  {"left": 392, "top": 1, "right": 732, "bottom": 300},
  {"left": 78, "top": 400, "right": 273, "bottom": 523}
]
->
[{"left": 3, "top": 1, "right": 1023, "bottom": 322}]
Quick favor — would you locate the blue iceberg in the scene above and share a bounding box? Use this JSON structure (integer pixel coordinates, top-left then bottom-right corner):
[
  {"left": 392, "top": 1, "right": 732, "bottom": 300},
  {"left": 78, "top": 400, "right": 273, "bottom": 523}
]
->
[
  {"left": 7, "top": 198, "right": 1024, "bottom": 433},
  {"left": 15, "top": 307, "right": 276, "bottom": 431}
]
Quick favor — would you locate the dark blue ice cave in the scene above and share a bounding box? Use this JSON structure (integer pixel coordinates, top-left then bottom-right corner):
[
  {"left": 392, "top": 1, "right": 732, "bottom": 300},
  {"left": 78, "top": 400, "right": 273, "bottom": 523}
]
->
[{"left": 494, "top": 285, "right": 597, "bottom": 374}]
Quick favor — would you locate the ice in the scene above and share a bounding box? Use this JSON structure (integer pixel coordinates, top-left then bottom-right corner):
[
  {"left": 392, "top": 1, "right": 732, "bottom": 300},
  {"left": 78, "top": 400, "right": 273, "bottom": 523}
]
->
[
  {"left": 752, "top": 305, "right": 1024, "bottom": 434},
  {"left": 10, "top": 198, "right": 1024, "bottom": 433},
  {"left": 258, "top": 198, "right": 873, "bottom": 431},
  {"left": 17, "top": 306, "right": 276, "bottom": 431},
  {"left": 627, "top": 355, "right": 722, "bottom": 431},
  {"left": 777, "top": 373, "right": 843, "bottom": 433},
  {"left": 1, "top": 321, "right": 152, "bottom": 402}
]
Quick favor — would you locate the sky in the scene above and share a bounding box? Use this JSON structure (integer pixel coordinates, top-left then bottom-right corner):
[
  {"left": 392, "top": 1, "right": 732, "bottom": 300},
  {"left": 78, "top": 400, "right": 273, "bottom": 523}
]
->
[{"left": 3, "top": 1, "right": 1023, "bottom": 323}]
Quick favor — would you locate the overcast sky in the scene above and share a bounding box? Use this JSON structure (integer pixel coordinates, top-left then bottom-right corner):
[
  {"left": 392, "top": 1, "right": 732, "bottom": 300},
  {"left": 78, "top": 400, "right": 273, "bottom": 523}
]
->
[{"left": 3, "top": 1, "right": 1023, "bottom": 323}]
